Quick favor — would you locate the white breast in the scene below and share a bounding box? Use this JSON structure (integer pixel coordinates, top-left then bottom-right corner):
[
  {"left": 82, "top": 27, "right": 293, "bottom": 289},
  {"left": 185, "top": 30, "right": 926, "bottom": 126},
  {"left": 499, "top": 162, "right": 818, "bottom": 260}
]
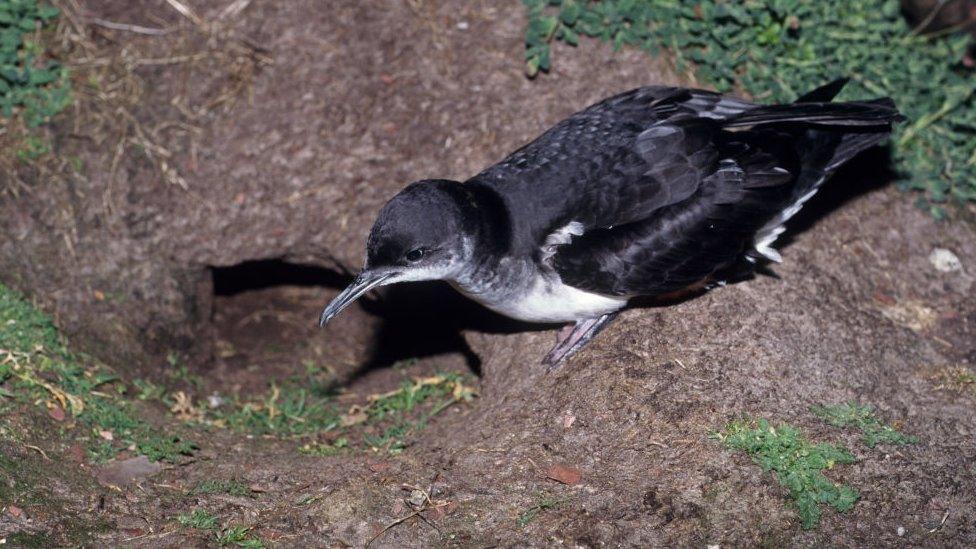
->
[{"left": 452, "top": 275, "right": 626, "bottom": 323}]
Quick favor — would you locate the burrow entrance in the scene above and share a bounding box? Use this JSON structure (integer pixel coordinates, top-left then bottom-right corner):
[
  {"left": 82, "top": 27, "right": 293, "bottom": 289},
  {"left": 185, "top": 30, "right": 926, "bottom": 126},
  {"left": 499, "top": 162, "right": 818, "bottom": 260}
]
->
[{"left": 206, "top": 259, "right": 484, "bottom": 393}]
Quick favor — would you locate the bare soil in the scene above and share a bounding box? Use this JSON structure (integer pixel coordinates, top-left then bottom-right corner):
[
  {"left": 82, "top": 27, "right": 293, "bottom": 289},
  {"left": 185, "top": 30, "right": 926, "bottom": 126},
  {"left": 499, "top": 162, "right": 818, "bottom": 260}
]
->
[{"left": 1, "top": 1, "right": 975, "bottom": 547}]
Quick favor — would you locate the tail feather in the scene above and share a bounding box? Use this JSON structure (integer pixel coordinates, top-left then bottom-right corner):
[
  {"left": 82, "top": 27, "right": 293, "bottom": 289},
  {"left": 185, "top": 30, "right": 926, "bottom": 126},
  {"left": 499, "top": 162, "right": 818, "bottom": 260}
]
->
[
  {"left": 746, "top": 80, "right": 904, "bottom": 263},
  {"left": 794, "top": 78, "right": 850, "bottom": 103},
  {"left": 726, "top": 98, "right": 903, "bottom": 129}
]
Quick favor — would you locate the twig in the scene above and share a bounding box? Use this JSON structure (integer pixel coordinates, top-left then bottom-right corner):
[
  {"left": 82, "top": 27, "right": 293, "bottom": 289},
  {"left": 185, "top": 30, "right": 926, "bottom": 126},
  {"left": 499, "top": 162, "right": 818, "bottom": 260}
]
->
[
  {"left": 928, "top": 510, "right": 950, "bottom": 533},
  {"left": 25, "top": 444, "right": 51, "bottom": 460},
  {"left": 366, "top": 511, "right": 422, "bottom": 548},
  {"left": 219, "top": 0, "right": 253, "bottom": 20},
  {"left": 89, "top": 18, "right": 171, "bottom": 36},
  {"left": 910, "top": 0, "right": 951, "bottom": 36},
  {"left": 164, "top": 0, "right": 204, "bottom": 27}
]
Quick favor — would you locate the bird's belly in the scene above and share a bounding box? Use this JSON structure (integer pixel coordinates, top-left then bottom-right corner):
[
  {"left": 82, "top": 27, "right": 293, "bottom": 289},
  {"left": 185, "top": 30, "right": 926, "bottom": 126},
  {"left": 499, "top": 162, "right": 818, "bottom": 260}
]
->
[{"left": 451, "top": 277, "right": 627, "bottom": 323}]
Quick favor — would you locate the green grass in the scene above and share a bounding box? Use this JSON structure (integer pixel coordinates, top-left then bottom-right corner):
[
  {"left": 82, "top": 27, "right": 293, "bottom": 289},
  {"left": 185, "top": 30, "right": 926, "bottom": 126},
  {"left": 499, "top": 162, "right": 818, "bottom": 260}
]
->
[
  {"left": 207, "top": 384, "right": 342, "bottom": 436},
  {"left": 299, "top": 436, "right": 349, "bottom": 457},
  {"left": 517, "top": 494, "right": 565, "bottom": 527},
  {"left": 716, "top": 418, "right": 859, "bottom": 529},
  {"left": 0, "top": 0, "right": 71, "bottom": 127},
  {"left": 216, "top": 525, "right": 264, "bottom": 548},
  {"left": 192, "top": 479, "right": 253, "bottom": 498},
  {"left": 175, "top": 510, "right": 264, "bottom": 548},
  {"left": 811, "top": 402, "right": 918, "bottom": 448},
  {"left": 206, "top": 373, "right": 476, "bottom": 457},
  {"left": 177, "top": 509, "right": 218, "bottom": 530},
  {"left": 524, "top": 0, "right": 976, "bottom": 216},
  {"left": 0, "top": 283, "right": 196, "bottom": 463},
  {"left": 361, "top": 374, "right": 476, "bottom": 454}
]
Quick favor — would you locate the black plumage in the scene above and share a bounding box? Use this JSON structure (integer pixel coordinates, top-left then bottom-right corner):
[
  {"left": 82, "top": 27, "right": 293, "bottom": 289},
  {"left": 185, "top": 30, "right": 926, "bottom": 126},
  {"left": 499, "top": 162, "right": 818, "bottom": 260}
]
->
[
  {"left": 470, "top": 81, "right": 898, "bottom": 296},
  {"left": 320, "top": 79, "right": 903, "bottom": 368}
]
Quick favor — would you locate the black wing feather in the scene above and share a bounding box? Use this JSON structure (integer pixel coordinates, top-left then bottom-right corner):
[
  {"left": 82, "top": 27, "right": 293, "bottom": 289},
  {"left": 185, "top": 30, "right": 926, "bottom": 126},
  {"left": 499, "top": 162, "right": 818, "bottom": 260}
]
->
[
  {"left": 546, "top": 85, "right": 900, "bottom": 297},
  {"left": 468, "top": 82, "right": 900, "bottom": 297}
]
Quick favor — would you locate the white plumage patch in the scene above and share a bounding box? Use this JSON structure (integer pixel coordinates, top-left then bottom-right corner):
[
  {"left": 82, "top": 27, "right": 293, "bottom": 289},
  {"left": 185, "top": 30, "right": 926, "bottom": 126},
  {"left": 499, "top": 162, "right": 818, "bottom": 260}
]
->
[
  {"left": 752, "top": 186, "right": 820, "bottom": 262},
  {"left": 541, "top": 221, "right": 584, "bottom": 263},
  {"left": 453, "top": 274, "right": 626, "bottom": 323}
]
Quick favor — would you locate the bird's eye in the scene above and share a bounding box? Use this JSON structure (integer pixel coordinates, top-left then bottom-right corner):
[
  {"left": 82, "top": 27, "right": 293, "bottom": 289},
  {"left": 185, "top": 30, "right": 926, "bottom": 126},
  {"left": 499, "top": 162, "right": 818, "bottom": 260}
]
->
[{"left": 405, "top": 248, "right": 425, "bottom": 262}]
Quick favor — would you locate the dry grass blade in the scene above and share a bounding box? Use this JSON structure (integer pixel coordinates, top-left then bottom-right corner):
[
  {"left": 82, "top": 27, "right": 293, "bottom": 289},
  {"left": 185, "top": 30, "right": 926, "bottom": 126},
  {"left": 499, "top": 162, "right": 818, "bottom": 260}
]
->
[
  {"left": 164, "top": 0, "right": 204, "bottom": 27},
  {"left": 89, "top": 18, "right": 171, "bottom": 36},
  {"left": 219, "top": 0, "right": 253, "bottom": 20}
]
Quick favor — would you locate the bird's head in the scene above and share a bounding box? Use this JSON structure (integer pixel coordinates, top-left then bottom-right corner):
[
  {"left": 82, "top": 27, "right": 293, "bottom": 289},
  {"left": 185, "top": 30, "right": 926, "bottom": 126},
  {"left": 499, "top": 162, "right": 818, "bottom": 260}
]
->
[{"left": 319, "top": 179, "right": 471, "bottom": 326}]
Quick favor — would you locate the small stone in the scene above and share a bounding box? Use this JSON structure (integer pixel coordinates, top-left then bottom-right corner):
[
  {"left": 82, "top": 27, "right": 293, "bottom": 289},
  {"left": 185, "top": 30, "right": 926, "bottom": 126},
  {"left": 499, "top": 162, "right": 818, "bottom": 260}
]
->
[
  {"left": 929, "top": 248, "right": 962, "bottom": 273},
  {"left": 456, "top": 21, "right": 469, "bottom": 30},
  {"left": 207, "top": 393, "right": 225, "bottom": 409},
  {"left": 407, "top": 489, "right": 427, "bottom": 509},
  {"left": 897, "top": 526, "right": 905, "bottom": 537}
]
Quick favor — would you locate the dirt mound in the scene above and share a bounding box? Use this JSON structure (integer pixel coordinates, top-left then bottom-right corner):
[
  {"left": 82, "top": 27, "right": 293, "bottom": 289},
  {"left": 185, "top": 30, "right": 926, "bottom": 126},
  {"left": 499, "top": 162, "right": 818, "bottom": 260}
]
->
[{"left": 2, "top": 0, "right": 975, "bottom": 546}]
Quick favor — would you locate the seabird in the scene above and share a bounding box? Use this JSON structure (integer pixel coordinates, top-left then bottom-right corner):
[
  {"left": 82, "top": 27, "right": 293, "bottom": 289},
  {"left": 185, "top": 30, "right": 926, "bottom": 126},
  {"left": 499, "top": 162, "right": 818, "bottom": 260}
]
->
[{"left": 319, "top": 79, "right": 902, "bottom": 369}]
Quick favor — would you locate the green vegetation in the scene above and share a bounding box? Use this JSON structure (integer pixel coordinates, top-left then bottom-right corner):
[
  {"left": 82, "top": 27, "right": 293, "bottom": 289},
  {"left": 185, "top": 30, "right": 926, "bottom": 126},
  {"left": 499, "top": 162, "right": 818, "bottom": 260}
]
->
[
  {"left": 192, "top": 478, "right": 253, "bottom": 498},
  {"left": 716, "top": 418, "right": 859, "bottom": 529},
  {"left": 812, "top": 402, "right": 918, "bottom": 448},
  {"left": 204, "top": 373, "right": 476, "bottom": 456},
  {"left": 0, "top": 448, "right": 49, "bottom": 505},
  {"left": 299, "top": 436, "right": 349, "bottom": 457},
  {"left": 216, "top": 525, "right": 264, "bottom": 548},
  {"left": 207, "top": 384, "right": 342, "bottom": 436},
  {"left": 177, "top": 509, "right": 218, "bottom": 530},
  {"left": 0, "top": 0, "right": 71, "bottom": 127},
  {"left": 935, "top": 366, "right": 976, "bottom": 395},
  {"left": 15, "top": 134, "right": 48, "bottom": 160},
  {"left": 0, "top": 283, "right": 196, "bottom": 462},
  {"left": 361, "top": 374, "right": 476, "bottom": 455},
  {"left": 175, "top": 510, "right": 264, "bottom": 548},
  {"left": 517, "top": 494, "right": 564, "bottom": 527},
  {"left": 5, "top": 531, "right": 54, "bottom": 548},
  {"left": 524, "top": 0, "right": 976, "bottom": 216}
]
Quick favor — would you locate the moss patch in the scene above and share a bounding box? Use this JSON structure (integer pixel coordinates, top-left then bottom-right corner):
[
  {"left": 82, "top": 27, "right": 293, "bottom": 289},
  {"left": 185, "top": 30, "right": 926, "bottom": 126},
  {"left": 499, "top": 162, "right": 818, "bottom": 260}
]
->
[
  {"left": 811, "top": 402, "right": 918, "bottom": 448},
  {"left": 716, "top": 418, "right": 859, "bottom": 529},
  {"left": 0, "top": 283, "right": 196, "bottom": 462}
]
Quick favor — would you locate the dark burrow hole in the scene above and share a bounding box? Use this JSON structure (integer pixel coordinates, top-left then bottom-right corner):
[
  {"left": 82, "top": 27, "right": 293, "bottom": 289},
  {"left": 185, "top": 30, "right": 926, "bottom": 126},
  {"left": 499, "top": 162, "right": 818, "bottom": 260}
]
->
[{"left": 206, "top": 259, "right": 533, "bottom": 392}]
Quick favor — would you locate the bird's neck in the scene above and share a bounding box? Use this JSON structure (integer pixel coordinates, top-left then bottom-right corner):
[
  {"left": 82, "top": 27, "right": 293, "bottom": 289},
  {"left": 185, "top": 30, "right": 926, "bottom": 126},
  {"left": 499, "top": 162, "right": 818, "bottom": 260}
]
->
[{"left": 449, "top": 180, "right": 512, "bottom": 255}]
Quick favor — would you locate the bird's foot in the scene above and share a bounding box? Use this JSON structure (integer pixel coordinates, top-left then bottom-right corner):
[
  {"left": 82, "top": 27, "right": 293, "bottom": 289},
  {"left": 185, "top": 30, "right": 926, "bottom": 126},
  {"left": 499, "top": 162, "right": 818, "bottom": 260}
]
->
[{"left": 541, "top": 312, "right": 619, "bottom": 372}]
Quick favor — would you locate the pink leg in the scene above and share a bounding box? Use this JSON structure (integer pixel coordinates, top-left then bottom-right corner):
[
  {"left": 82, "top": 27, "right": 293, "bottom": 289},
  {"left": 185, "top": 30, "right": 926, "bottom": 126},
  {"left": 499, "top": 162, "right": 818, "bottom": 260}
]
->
[{"left": 542, "top": 313, "right": 619, "bottom": 371}]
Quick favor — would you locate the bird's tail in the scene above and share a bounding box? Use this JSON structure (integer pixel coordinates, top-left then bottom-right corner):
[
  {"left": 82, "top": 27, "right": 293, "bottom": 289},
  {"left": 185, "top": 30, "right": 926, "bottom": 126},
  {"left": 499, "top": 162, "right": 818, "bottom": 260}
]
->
[
  {"left": 745, "top": 79, "right": 904, "bottom": 262},
  {"left": 725, "top": 97, "right": 903, "bottom": 130}
]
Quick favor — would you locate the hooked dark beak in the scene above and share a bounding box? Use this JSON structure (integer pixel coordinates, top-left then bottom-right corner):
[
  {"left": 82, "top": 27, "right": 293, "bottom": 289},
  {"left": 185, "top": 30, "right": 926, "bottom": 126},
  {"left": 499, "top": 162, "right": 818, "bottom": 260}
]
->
[{"left": 318, "top": 270, "right": 396, "bottom": 327}]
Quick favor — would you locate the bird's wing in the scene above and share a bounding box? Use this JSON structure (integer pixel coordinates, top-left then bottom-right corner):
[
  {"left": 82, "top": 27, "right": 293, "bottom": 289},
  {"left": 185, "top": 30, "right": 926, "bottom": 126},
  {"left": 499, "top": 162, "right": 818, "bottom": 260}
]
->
[
  {"left": 550, "top": 125, "right": 802, "bottom": 297},
  {"left": 547, "top": 86, "right": 902, "bottom": 297},
  {"left": 470, "top": 87, "right": 759, "bottom": 253}
]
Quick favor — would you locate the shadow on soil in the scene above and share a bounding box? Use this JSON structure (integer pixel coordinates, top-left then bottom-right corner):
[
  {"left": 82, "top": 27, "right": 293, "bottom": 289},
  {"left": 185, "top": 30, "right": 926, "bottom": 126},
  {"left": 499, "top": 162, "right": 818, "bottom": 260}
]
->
[{"left": 209, "top": 259, "right": 546, "bottom": 383}]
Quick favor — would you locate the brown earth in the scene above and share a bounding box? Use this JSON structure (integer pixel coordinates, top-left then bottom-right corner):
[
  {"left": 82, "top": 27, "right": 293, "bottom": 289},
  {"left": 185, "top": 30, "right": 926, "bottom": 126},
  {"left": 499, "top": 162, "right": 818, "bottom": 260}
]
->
[{"left": 2, "top": 0, "right": 976, "bottom": 547}]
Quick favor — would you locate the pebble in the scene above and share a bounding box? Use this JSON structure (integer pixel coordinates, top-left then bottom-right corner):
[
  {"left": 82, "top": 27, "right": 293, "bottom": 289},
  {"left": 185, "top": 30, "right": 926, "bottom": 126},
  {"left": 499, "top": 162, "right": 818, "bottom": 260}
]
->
[
  {"left": 897, "top": 525, "right": 906, "bottom": 537},
  {"left": 929, "top": 248, "right": 962, "bottom": 273},
  {"left": 208, "top": 393, "right": 225, "bottom": 409}
]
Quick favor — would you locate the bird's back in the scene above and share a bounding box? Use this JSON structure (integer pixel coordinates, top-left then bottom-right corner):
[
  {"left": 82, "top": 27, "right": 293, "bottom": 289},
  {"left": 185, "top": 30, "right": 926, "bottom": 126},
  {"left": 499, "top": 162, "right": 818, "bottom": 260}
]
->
[{"left": 466, "top": 81, "right": 901, "bottom": 298}]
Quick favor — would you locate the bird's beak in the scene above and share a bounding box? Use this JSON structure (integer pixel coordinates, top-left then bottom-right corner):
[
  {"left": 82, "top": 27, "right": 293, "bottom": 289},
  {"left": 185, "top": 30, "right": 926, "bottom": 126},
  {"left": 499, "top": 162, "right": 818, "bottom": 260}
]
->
[{"left": 318, "top": 270, "right": 396, "bottom": 327}]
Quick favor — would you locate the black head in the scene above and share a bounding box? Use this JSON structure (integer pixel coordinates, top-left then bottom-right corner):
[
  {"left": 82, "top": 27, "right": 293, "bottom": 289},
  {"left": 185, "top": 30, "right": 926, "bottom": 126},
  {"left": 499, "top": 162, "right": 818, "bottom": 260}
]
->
[
  {"left": 319, "top": 179, "right": 472, "bottom": 326},
  {"left": 364, "top": 179, "right": 469, "bottom": 275}
]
